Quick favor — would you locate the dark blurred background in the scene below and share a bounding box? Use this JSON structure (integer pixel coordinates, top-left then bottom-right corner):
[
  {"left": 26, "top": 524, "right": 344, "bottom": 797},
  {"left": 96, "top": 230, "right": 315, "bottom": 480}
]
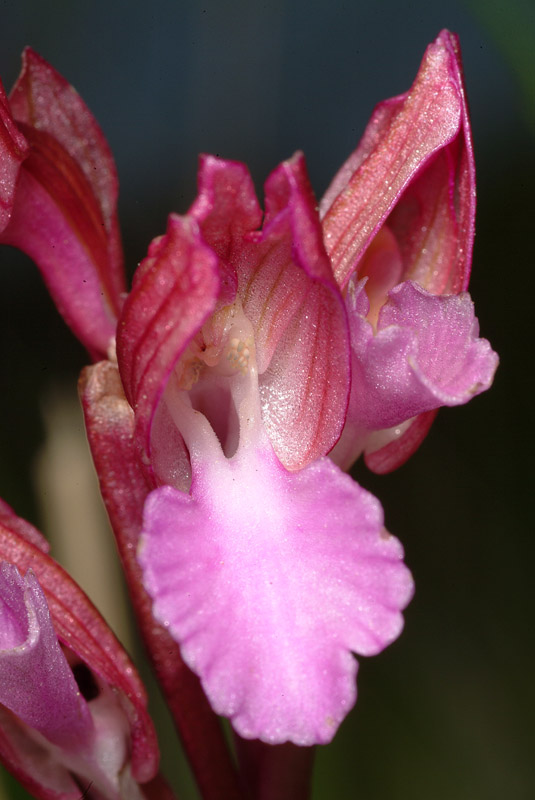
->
[{"left": 0, "top": 1, "right": 533, "bottom": 798}]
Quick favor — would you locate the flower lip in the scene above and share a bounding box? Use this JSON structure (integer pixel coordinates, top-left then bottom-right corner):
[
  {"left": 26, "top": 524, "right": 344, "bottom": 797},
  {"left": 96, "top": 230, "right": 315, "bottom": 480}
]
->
[{"left": 139, "top": 441, "right": 413, "bottom": 746}]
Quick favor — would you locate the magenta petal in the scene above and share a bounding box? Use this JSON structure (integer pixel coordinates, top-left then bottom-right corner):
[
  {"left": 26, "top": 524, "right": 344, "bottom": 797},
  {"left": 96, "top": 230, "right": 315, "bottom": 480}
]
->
[
  {"left": 117, "top": 214, "right": 220, "bottom": 475},
  {"left": 9, "top": 49, "right": 122, "bottom": 252},
  {"left": 339, "top": 279, "right": 498, "bottom": 452},
  {"left": 240, "top": 153, "right": 350, "bottom": 469},
  {"left": 2, "top": 167, "right": 120, "bottom": 358},
  {"left": 1, "top": 49, "right": 125, "bottom": 358},
  {"left": 9, "top": 48, "right": 124, "bottom": 303},
  {"left": 190, "top": 155, "right": 261, "bottom": 289},
  {"left": 0, "top": 563, "right": 93, "bottom": 750},
  {"left": 139, "top": 447, "right": 413, "bottom": 745},
  {"left": 321, "top": 30, "right": 473, "bottom": 290}
]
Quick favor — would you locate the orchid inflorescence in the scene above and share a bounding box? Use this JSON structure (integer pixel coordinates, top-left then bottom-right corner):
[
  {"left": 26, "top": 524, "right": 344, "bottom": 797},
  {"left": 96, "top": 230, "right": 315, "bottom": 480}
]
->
[{"left": 0, "top": 30, "right": 497, "bottom": 800}]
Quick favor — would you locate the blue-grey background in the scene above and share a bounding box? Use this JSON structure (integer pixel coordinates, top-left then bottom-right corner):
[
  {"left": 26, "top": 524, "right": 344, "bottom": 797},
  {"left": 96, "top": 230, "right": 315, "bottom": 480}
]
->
[{"left": 0, "top": 1, "right": 533, "bottom": 798}]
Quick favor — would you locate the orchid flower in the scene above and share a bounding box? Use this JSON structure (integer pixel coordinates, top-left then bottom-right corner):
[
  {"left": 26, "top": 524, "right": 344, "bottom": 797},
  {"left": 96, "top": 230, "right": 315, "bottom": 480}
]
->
[
  {"left": 111, "top": 151, "right": 413, "bottom": 746},
  {"left": 0, "top": 26, "right": 497, "bottom": 773},
  {"left": 0, "top": 499, "right": 172, "bottom": 800},
  {"left": 322, "top": 31, "right": 498, "bottom": 472}
]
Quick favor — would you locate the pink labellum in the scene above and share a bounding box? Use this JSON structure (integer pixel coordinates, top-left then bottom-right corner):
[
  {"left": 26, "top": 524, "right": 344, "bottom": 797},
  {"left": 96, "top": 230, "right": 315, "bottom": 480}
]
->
[{"left": 139, "top": 443, "right": 413, "bottom": 746}]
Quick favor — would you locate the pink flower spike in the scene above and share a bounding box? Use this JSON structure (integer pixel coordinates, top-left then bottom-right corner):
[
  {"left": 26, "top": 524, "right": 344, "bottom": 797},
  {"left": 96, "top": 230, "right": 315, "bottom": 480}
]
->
[
  {"left": 139, "top": 436, "right": 413, "bottom": 745},
  {"left": 0, "top": 49, "right": 125, "bottom": 358},
  {"left": 331, "top": 280, "right": 498, "bottom": 470},
  {"left": 321, "top": 30, "right": 474, "bottom": 294}
]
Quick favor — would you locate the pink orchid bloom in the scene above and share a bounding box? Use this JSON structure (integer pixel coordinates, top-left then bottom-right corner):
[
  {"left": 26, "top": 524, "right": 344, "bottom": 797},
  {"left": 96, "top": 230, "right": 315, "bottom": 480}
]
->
[
  {"left": 0, "top": 499, "right": 173, "bottom": 800},
  {"left": 0, "top": 29, "right": 497, "bottom": 751},
  {"left": 112, "top": 151, "right": 413, "bottom": 746},
  {"left": 322, "top": 31, "right": 498, "bottom": 472}
]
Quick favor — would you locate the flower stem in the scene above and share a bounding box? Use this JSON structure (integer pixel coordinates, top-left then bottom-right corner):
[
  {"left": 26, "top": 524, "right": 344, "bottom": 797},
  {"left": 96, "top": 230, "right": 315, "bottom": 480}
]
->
[{"left": 235, "top": 737, "right": 315, "bottom": 800}]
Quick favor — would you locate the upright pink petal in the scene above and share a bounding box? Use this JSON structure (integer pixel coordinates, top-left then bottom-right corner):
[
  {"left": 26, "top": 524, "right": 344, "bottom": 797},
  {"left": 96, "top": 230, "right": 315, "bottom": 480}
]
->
[
  {"left": 190, "top": 154, "right": 261, "bottom": 305},
  {"left": 321, "top": 30, "right": 474, "bottom": 292},
  {"left": 239, "top": 153, "right": 350, "bottom": 469},
  {"left": 1, "top": 49, "right": 125, "bottom": 358},
  {"left": 117, "top": 214, "right": 221, "bottom": 478},
  {"left": 323, "top": 30, "right": 483, "bottom": 472},
  {"left": 139, "top": 440, "right": 413, "bottom": 746},
  {"left": 9, "top": 49, "right": 119, "bottom": 234},
  {"left": 191, "top": 154, "right": 262, "bottom": 254}
]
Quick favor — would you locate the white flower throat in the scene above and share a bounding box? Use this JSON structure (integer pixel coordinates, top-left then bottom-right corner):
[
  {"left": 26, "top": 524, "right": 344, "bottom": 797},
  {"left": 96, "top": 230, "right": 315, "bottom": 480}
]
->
[{"left": 165, "top": 301, "right": 266, "bottom": 467}]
